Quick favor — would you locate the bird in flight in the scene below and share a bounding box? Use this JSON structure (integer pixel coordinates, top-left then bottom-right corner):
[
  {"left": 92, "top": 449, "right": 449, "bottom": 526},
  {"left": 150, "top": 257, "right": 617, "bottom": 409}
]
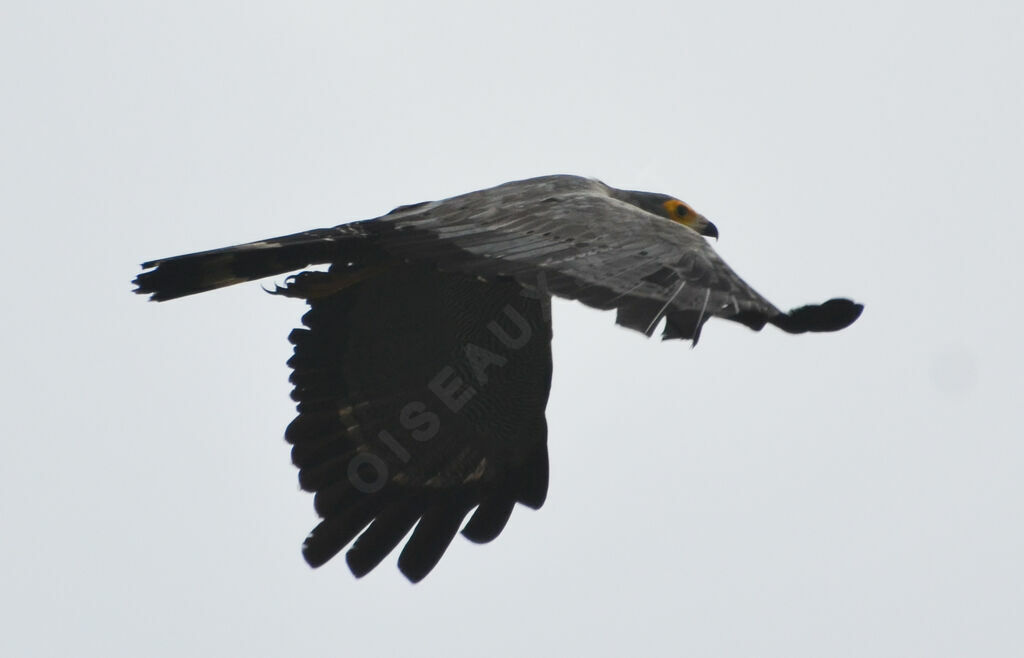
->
[{"left": 134, "top": 174, "right": 862, "bottom": 582}]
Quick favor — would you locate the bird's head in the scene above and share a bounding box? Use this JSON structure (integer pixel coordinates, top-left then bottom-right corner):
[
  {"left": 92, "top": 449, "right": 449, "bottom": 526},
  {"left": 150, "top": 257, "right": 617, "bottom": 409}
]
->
[
  {"left": 621, "top": 190, "right": 719, "bottom": 239},
  {"left": 660, "top": 198, "right": 718, "bottom": 239}
]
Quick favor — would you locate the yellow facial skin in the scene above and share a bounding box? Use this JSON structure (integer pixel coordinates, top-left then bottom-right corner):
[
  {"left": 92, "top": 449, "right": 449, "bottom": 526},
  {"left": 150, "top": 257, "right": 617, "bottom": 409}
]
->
[
  {"left": 662, "top": 199, "right": 719, "bottom": 239},
  {"left": 662, "top": 199, "right": 694, "bottom": 223}
]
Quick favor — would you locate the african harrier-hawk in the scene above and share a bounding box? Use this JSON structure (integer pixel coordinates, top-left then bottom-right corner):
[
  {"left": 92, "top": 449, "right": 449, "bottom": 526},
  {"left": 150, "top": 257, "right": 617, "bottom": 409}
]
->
[{"left": 134, "top": 174, "right": 862, "bottom": 582}]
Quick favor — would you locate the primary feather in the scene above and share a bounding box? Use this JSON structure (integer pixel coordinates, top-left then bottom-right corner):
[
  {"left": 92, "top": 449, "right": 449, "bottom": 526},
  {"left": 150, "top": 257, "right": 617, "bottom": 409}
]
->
[{"left": 134, "top": 174, "right": 862, "bottom": 581}]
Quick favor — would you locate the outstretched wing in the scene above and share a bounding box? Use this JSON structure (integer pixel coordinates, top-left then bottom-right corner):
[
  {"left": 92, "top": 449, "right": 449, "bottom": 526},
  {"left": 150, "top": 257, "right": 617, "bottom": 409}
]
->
[
  {"left": 282, "top": 261, "right": 552, "bottom": 582},
  {"left": 135, "top": 174, "right": 860, "bottom": 342},
  {"left": 132, "top": 174, "right": 862, "bottom": 581},
  {"left": 359, "top": 175, "right": 861, "bottom": 342}
]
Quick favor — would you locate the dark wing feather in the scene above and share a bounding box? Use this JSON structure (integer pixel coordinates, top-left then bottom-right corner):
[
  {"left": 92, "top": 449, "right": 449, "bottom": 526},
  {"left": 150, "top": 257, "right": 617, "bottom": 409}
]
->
[
  {"left": 132, "top": 174, "right": 862, "bottom": 582},
  {"left": 397, "top": 499, "right": 476, "bottom": 583},
  {"left": 135, "top": 174, "right": 860, "bottom": 341},
  {"left": 361, "top": 175, "right": 861, "bottom": 342},
  {"left": 461, "top": 493, "right": 517, "bottom": 544},
  {"left": 346, "top": 499, "right": 425, "bottom": 577},
  {"left": 283, "top": 262, "right": 553, "bottom": 581}
]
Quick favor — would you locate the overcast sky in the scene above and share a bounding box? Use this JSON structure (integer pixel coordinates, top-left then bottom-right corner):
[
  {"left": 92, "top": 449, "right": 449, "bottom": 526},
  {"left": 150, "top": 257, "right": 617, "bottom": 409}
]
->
[{"left": 2, "top": 1, "right": 1022, "bottom": 656}]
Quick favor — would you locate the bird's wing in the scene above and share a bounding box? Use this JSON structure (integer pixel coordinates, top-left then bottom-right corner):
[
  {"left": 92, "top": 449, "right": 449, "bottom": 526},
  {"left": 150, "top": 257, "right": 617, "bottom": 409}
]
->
[
  {"left": 135, "top": 174, "right": 860, "bottom": 340},
  {"left": 284, "top": 261, "right": 552, "bottom": 582},
  {"left": 360, "top": 175, "right": 861, "bottom": 342},
  {"left": 132, "top": 174, "right": 862, "bottom": 582}
]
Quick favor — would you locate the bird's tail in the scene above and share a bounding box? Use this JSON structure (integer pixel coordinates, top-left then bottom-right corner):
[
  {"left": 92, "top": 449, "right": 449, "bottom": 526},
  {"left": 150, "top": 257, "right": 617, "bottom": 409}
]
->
[{"left": 133, "top": 225, "right": 369, "bottom": 301}]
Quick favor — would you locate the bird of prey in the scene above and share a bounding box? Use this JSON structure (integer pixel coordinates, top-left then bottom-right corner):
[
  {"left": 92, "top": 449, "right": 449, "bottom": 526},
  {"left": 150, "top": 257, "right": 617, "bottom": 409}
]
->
[{"left": 134, "top": 174, "right": 862, "bottom": 582}]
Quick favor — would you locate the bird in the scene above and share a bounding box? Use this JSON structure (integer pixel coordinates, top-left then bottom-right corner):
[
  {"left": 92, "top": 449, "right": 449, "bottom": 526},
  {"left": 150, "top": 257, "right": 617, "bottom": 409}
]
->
[{"left": 134, "top": 174, "right": 863, "bottom": 582}]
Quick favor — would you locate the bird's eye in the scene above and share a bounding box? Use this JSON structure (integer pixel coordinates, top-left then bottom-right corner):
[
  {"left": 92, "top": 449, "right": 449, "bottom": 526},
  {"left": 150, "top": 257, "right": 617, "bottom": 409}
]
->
[
  {"left": 668, "top": 201, "right": 688, "bottom": 218},
  {"left": 662, "top": 199, "right": 687, "bottom": 219}
]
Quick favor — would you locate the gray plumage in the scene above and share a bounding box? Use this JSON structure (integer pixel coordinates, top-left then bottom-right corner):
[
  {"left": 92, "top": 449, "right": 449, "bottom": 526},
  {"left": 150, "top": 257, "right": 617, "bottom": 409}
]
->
[{"left": 134, "top": 174, "right": 862, "bottom": 581}]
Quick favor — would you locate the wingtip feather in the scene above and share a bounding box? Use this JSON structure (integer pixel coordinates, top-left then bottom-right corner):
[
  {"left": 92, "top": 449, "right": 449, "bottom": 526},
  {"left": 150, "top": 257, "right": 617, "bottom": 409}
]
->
[{"left": 773, "top": 298, "right": 864, "bottom": 334}]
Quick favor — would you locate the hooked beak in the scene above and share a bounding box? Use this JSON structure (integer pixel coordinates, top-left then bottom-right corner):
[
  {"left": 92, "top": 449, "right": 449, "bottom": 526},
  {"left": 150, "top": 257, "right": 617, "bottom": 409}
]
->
[{"left": 696, "top": 215, "right": 718, "bottom": 240}]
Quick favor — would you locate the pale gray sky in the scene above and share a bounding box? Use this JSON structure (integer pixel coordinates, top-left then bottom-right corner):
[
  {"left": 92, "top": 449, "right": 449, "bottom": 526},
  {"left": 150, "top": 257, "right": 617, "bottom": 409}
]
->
[{"left": 2, "top": 1, "right": 1021, "bottom": 656}]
